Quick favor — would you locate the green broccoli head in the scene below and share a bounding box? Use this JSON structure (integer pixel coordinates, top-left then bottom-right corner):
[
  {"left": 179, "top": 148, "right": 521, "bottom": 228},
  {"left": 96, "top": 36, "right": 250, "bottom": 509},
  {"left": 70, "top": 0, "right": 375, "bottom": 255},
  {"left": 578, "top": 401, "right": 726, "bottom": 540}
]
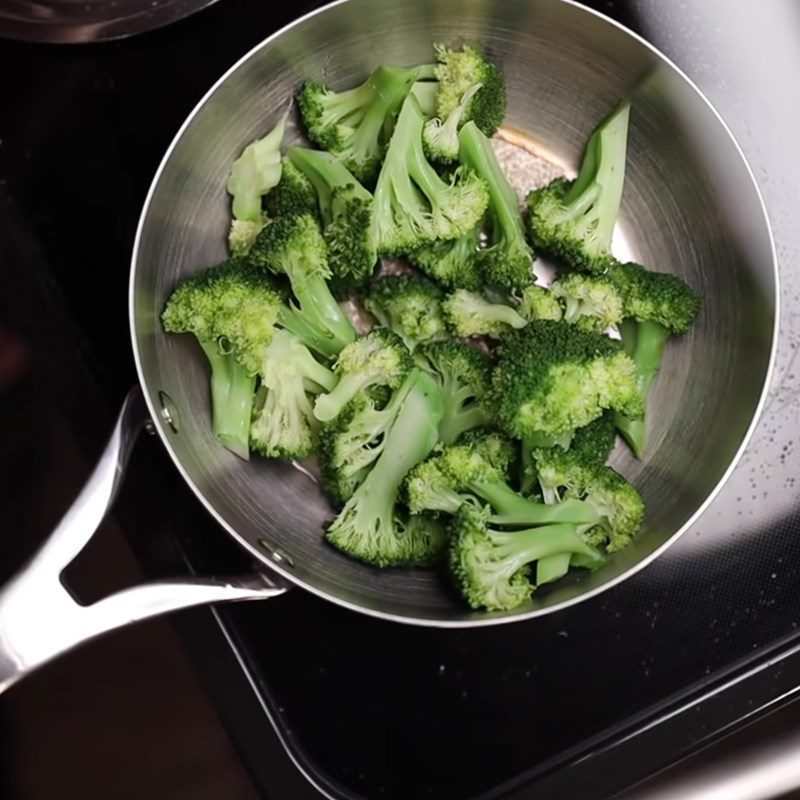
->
[
  {"left": 529, "top": 412, "right": 616, "bottom": 503},
  {"left": 314, "top": 328, "right": 413, "bottom": 422},
  {"left": 364, "top": 275, "right": 448, "bottom": 349},
  {"left": 490, "top": 320, "right": 643, "bottom": 439},
  {"left": 517, "top": 284, "right": 563, "bottom": 322},
  {"left": 525, "top": 102, "right": 631, "bottom": 274},
  {"left": 458, "top": 121, "right": 533, "bottom": 291},
  {"left": 407, "top": 224, "right": 484, "bottom": 290},
  {"left": 371, "top": 93, "right": 489, "bottom": 256},
  {"left": 448, "top": 504, "right": 534, "bottom": 611},
  {"left": 422, "top": 83, "right": 482, "bottom": 163},
  {"left": 433, "top": 43, "right": 507, "bottom": 136},
  {"left": 162, "top": 259, "right": 285, "bottom": 375},
  {"left": 443, "top": 289, "right": 527, "bottom": 338},
  {"left": 288, "top": 147, "right": 378, "bottom": 287},
  {"left": 414, "top": 340, "right": 490, "bottom": 444},
  {"left": 608, "top": 262, "right": 700, "bottom": 333},
  {"left": 251, "top": 213, "right": 355, "bottom": 357},
  {"left": 551, "top": 273, "right": 624, "bottom": 332},
  {"left": 325, "top": 370, "right": 445, "bottom": 567},
  {"left": 297, "top": 64, "right": 436, "bottom": 183},
  {"left": 578, "top": 466, "right": 645, "bottom": 553},
  {"left": 263, "top": 160, "right": 318, "bottom": 219},
  {"left": 319, "top": 390, "right": 394, "bottom": 505},
  {"left": 249, "top": 330, "right": 335, "bottom": 460}
]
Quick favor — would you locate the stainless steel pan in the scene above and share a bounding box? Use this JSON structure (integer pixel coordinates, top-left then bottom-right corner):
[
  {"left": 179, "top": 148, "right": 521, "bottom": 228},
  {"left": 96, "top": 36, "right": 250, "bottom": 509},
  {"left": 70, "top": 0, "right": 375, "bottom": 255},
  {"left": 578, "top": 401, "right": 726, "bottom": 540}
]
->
[{"left": 0, "top": 0, "right": 777, "bottom": 693}]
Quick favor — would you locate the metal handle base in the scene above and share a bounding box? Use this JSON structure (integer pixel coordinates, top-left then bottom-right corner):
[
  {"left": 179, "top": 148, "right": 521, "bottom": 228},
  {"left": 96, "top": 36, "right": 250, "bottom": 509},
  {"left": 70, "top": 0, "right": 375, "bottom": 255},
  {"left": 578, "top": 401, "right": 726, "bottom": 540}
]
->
[{"left": 0, "top": 388, "right": 286, "bottom": 693}]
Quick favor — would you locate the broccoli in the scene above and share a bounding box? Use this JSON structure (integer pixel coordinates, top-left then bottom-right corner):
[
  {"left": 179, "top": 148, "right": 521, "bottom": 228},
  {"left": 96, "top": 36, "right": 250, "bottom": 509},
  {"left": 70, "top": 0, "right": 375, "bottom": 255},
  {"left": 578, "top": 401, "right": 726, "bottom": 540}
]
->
[
  {"left": 448, "top": 504, "right": 602, "bottom": 611},
  {"left": 517, "top": 284, "right": 563, "bottom": 322},
  {"left": 249, "top": 213, "right": 355, "bottom": 356},
  {"left": 263, "top": 160, "right": 318, "bottom": 219},
  {"left": 414, "top": 341, "right": 491, "bottom": 444},
  {"left": 551, "top": 273, "right": 623, "bottom": 332},
  {"left": 407, "top": 224, "right": 483, "bottom": 290},
  {"left": 297, "top": 64, "right": 435, "bottom": 183},
  {"left": 287, "top": 147, "right": 377, "bottom": 287},
  {"left": 432, "top": 43, "right": 506, "bottom": 137},
  {"left": 405, "top": 436, "right": 598, "bottom": 524},
  {"left": 250, "top": 329, "right": 335, "bottom": 460},
  {"left": 162, "top": 260, "right": 284, "bottom": 459},
  {"left": 364, "top": 275, "right": 448, "bottom": 349},
  {"left": 526, "top": 101, "right": 631, "bottom": 274},
  {"left": 326, "top": 369, "right": 445, "bottom": 567},
  {"left": 607, "top": 262, "right": 701, "bottom": 457},
  {"left": 458, "top": 121, "right": 534, "bottom": 291},
  {"left": 227, "top": 108, "right": 288, "bottom": 222},
  {"left": 423, "top": 83, "right": 482, "bottom": 163},
  {"left": 443, "top": 289, "right": 527, "bottom": 338},
  {"left": 525, "top": 412, "right": 617, "bottom": 503},
  {"left": 371, "top": 92, "right": 489, "bottom": 256},
  {"left": 490, "top": 320, "right": 643, "bottom": 439},
  {"left": 314, "top": 329, "right": 413, "bottom": 422}
]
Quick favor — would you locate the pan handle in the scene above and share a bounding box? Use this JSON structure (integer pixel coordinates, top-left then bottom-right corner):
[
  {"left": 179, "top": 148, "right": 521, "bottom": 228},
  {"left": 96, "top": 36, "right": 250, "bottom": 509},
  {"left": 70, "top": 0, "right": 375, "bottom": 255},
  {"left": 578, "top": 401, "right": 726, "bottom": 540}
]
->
[{"left": 0, "top": 387, "right": 287, "bottom": 694}]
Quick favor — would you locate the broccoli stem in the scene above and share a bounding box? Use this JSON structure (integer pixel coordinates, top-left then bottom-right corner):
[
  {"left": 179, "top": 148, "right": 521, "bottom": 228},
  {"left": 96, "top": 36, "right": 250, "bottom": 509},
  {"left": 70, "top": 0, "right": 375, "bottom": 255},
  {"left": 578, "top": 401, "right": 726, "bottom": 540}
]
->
[
  {"left": 198, "top": 337, "right": 256, "bottom": 460},
  {"left": 489, "top": 524, "right": 600, "bottom": 575},
  {"left": 536, "top": 552, "right": 571, "bottom": 585},
  {"left": 438, "top": 381, "right": 488, "bottom": 445},
  {"left": 615, "top": 319, "right": 670, "bottom": 458},
  {"left": 458, "top": 121, "right": 525, "bottom": 251},
  {"left": 314, "top": 372, "right": 372, "bottom": 422},
  {"left": 286, "top": 273, "right": 355, "bottom": 355},
  {"left": 477, "top": 482, "right": 600, "bottom": 525},
  {"left": 559, "top": 102, "right": 630, "bottom": 248}
]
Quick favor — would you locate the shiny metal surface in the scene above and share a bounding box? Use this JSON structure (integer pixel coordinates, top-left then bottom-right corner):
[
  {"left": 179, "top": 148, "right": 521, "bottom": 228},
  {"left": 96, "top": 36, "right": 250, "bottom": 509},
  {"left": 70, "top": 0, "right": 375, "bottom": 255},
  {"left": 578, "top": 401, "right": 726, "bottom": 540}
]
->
[
  {"left": 129, "top": 0, "right": 777, "bottom": 626},
  {"left": 0, "top": 0, "right": 221, "bottom": 44},
  {"left": 0, "top": 388, "right": 285, "bottom": 693}
]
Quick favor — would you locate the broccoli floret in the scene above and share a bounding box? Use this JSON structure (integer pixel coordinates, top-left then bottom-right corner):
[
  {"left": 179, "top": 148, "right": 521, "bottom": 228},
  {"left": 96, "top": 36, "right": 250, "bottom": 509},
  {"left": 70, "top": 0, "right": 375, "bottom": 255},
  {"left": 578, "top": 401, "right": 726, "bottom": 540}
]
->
[
  {"left": 432, "top": 43, "right": 507, "bottom": 137},
  {"left": 318, "top": 386, "right": 401, "bottom": 505},
  {"left": 249, "top": 213, "right": 355, "bottom": 356},
  {"left": 162, "top": 260, "right": 285, "bottom": 459},
  {"left": 371, "top": 92, "right": 489, "bottom": 256},
  {"left": 263, "top": 160, "right": 318, "bottom": 219},
  {"left": 250, "top": 329, "right": 335, "bottom": 460},
  {"left": 414, "top": 341, "right": 490, "bottom": 444},
  {"left": 607, "top": 262, "right": 701, "bottom": 457},
  {"left": 526, "top": 101, "right": 631, "bottom": 274},
  {"left": 443, "top": 289, "right": 527, "bottom": 338},
  {"left": 314, "top": 329, "right": 413, "bottom": 422},
  {"left": 458, "top": 121, "right": 533, "bottom": 291},
  {"left": 517, "top": 284, "right": 563, "bottom": 322},
  {"left": 405, "top": 437, "right": 598, "bottom": 526},
  {"left": 364, "top": 275, "right": 448, "bottom": 350},
  {"left": 448, "top": 504, "right": 601, "bottom": 611},
  {"left": 407, "top": 224, "right": 483, "bottom": 290},
  {"left": 422, "top": 83, "right": 482, "bottom": 163},
  {"left": 297, "top": 64, "right": 435, "bottom": 183},
  {"left": 287, "top": 147, "right": 378, "bottom": 287},
  {"left": 228, "top": 214, "right": 269, "bottom": 257},
  {"left": 526, "top": 412, "right": 616, "bottom": 503},
  {"left": 490, "top": 320, "right": 643, "bottom": 439},
  {"left": 227, "top": 108, "right": 288, "bottom": 222},
  {"left": 551, "top": 273, "right": 623, "bottom": 332},
  {"left": 326, "top": 369, "right": 445, "bottom": 567}
]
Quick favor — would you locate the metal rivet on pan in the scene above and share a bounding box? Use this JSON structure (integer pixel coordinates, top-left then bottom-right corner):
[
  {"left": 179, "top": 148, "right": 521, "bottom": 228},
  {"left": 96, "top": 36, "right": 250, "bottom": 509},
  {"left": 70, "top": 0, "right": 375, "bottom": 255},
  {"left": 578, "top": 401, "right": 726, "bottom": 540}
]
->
[
  {"left": 258, "top": 539, "right": 295, "bottom": 568},
  {"left": 157, "top": 390, "right": 179, "bottom": 433}
]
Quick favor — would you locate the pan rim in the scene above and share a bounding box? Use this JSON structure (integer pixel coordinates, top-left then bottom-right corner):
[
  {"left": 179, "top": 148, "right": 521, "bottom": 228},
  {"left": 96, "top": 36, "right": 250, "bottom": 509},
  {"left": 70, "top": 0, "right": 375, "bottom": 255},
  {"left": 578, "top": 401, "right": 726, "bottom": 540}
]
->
[{"left": 129, "top": 0, "right": 780, "bottom": 628}]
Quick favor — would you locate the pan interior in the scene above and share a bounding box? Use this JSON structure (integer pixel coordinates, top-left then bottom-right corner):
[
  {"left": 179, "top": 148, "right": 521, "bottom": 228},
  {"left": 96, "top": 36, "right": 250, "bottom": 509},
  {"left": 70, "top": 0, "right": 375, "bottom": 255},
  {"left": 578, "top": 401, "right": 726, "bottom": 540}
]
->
[{"left": 131, "top": 0, "right": 776, "bottom": 624}]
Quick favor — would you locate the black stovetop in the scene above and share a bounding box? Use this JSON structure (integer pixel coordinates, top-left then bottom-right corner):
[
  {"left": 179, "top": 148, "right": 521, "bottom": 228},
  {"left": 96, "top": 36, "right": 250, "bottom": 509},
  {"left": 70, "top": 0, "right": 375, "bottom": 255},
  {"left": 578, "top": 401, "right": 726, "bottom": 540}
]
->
[{"left": 3, "top": 1, "right": 800, "bottom": 798}]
